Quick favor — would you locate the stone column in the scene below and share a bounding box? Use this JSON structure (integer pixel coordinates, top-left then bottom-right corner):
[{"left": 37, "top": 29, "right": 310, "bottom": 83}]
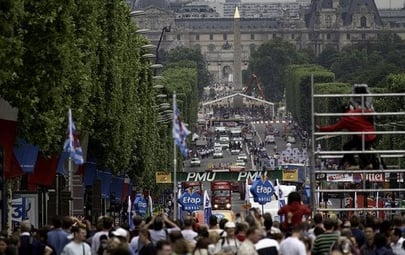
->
[{"left": 233, "top": 6, "right": 242, "bottom": 91}]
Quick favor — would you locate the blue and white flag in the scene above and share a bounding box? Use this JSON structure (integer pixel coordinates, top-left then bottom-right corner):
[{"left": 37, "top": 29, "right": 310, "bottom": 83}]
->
[
  {"left": 177, "top": 189, "right": 183, "bottom": 222},
  {"left": 63, "top": 109, "right": 84, "bottom": 165},
  {"left": 172, "top": 99, "right": 191, "bottom": 157},
  {"left": 276, "top": 179, "right": 285, "bottom": 222},
  {"left": 128, "top": 195, "right": 134, "bottom": 231},
  {"left": 203, "top": 190, "right": 212, "bottom": 225}
]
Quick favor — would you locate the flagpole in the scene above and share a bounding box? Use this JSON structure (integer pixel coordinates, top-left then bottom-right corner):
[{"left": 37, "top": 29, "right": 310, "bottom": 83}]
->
[
  {"left": 68, "top": 157, "right": 73, "bottom": 216},
  {"left": 173, "top": 92, "right": 178, "bottom": 220}
]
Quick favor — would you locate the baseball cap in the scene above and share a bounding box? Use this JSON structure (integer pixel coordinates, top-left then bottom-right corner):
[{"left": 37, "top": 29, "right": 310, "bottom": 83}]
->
[
  {"left": 225, "top": 221, "right": 236, "bottom": 229},
  {"left": 111, "top": 228, "right": 128, "bottom": 238}
]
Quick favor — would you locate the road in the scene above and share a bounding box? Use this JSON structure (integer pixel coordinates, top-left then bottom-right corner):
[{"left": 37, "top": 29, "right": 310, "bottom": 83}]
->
[{"left": 180, "top": 119, "right": 310, "bottom": 215}]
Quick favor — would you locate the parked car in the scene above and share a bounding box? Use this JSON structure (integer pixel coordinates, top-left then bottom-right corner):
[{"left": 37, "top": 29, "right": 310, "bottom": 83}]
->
[
  {"left": 265, "top": 135, "right": 275, "bottom": 144},
  {"left": 213, "top": 151, "right": 224, "bottom": 158},
  {"left": 235, "top": 159, "right": 246, "bottom": 167},
  {"left": 237, "top": 153, "right": 248, "bottom": 162},
  {"left": 231, "top": 149, "right": 241, "bottom": 155},
  {"left": 286, "top": 136, "right": 296, "bottom": 144},
  {"left": 190, "top": 158, "right": 201, "bottom": 167}
]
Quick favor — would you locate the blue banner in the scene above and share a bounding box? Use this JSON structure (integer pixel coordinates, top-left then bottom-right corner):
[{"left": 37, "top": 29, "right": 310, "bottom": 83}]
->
[
  {"left": 178, "top": 191, "right": 203, "bottom": 213},
  {"left": 97, "top": 171, "right": 112, "bottom": 199},
  {"left": 110, "top": 176, "right": 124, "bottom": 202},
  {"left": 250, "top": 176, "right": 274, "bottom": 205},
  {"left": 56, "top": 151, "right": 69, "bottom": 175},
  {"left": 83, "top": 162, "right": 97, "bottom": 186},
  {"left": 134, "top": 193, "right": 147, "bottom": 216},
  {"left": 13, "top": 139, "right": 39, "bottom": 173}
]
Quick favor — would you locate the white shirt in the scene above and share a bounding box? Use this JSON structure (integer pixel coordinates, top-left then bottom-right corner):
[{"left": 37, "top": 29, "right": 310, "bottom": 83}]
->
[
  {"left": 215, "top": 237, "right": 241, "bottom": 254},
  {"left": 391, "top": 237, "right": 405, "bottom": 255},
  {"left": 237, "top": 239, "right": 258, "bottom": 255},
  {"left": 61, "top": 241, "right": 91, "bottom": 255},
  {"left": 91, "top": 230, "right": 109, "bottom": 255},
  {"left": 130, "top": 236, "right": 140, "bottom": 255},
  {"left": 181, "top": 229, "right": 198, "bottom": 244},
  {"left": 149, "top": 228, "right": 180, "bottom": 246},
  {"left": 279, "top": 236, "right": 306, "bottom": 255},
  {"left": 255, "top": 237, "right": 279, "bottom": 252}
]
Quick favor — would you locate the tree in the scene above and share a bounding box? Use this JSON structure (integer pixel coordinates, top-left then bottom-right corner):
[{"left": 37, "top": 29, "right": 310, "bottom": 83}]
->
[
  {"left": 163, "top": 47, "right": 211, "bottom": 99},
  {"left": 248, "top": 38, "right": 310, "bottom": 102}
]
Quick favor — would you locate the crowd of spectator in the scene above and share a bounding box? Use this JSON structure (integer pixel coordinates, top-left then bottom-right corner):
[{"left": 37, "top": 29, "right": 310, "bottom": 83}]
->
[{"left": 0, "top": 205, "right": 404, "bottom": 255}]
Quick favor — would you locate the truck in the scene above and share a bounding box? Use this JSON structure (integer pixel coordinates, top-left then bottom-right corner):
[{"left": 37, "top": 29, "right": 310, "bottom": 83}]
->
[{"left": 211, "top": 181, "right": 232, "bottom": 210}]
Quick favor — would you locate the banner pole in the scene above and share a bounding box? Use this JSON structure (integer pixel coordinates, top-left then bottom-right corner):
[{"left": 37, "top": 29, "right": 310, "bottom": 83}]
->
[{"left": 173, "top": 92, "right": 178, "bottom": 220}]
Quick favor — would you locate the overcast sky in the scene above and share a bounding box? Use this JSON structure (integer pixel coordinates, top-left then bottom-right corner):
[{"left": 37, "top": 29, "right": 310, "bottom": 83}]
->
[{"left": 374, "top": 0, "right": 403, "bottom": 8}]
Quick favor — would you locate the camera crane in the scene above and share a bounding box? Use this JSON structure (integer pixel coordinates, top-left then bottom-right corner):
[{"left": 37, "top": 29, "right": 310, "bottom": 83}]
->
[{"left": 243, "top": 74, "right": 266, "bottom": 100}]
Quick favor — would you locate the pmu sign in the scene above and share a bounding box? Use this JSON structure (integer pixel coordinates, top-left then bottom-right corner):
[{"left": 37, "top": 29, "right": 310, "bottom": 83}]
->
[{"left": 181, "top": 171, "right": 276, "bottom": 182}]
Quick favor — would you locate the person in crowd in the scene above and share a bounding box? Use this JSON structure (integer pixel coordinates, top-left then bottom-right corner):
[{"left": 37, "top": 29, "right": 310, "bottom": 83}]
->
[
  {"left": 109, "top": 227, "right": 133, "bottom": 254},
  {"left": 207, "top": 230, "right": 220, "bottom": 255},
  {"left": 317, "top": 103, "right": 376, "bottom": 169},
  {"left": 181, "top": 217, "right": 198, "bottom": 245},
  {"left": 255, "top": 214, "right": 279, "bottom": 255},
  {"left": 31, "top": 226, "right": 55, "bottom": 255},
  {"left": 47, "top": 216, "right": 72, "bottom": 255},
  {"left": 237, "top": 227, "right": 261, "bottom": 255},
  {"left": 155, "top": 240, "right": 173, "bottom": 255},
  {"left": 308, "top": 213, "right": 324, "bottom": 242},
  {"left": 145, "top": 214, "right": 180, "bottom": 246},
  {"left": 19, "top": 220, "right": 34, "bottom": 255},
  {"left": 330, "top": 236, "right": 356, "bottom": 255},
  {"left": 278, "top": 192, "right": 311, "bottom": 233},
  {"left": 390, "top": 228, "right": 405, "bottom": 255},
  {"left": 214, "top": 221, "right": 240, "bottom": 255},
  {"left": 350, "top": 215, "right": 365, "bottom": 248},
  {"left": 129, "top": 216, "right": 144, "bottom": 255},
  {"left": 279, "top": 224, "right": 306, "bottom": 255},
  {"left": 0, "top": 236, "right": 15, "bottom": 255},
  {"left": 360, "top": 224, "right": 377, "bottom": 255},
  {"left": 168, "top": 230, "right": 190, "bottom": 255},
  {"left": 61, "top": 224, "right": 91, "bottom": 255},
  {"left": 312, "top": 218, "right": 340, "bottom": 255},
  {"left": 208, "top": 216, "right": 222, "bottom": 235},
  {"left": 235, "top": 222, "right": 249, "bottom": 242},
  {"left": 137, "top": 228, "right": 155, "bottom": 255},
  {"left": 374, "top": 233, "right": 394, "bottom": 255},
  {"left": 392, "top": 215, "right": 405, "bottom": 237},
  {"left": 91, "top": 216, "right": 114, "bottom": 255},
  {"left": 192, "top": 237, "right": 209, "bottom": 255}
]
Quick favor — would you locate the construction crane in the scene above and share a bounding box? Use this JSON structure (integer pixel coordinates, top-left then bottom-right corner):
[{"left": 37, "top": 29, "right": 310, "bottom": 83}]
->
[{"left": 242, "top": 74, "right": 266, "bottom": 99}]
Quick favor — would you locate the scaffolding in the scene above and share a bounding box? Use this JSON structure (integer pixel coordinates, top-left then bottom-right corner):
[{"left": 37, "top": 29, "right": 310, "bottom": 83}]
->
[{"left": 310, "top": 76, "right": 405, "bottom": 219}]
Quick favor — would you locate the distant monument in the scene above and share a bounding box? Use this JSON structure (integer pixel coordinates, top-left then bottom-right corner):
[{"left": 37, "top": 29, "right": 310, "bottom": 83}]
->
[{"left": 233, "top": 6, "right": 242, "bottom": 91}]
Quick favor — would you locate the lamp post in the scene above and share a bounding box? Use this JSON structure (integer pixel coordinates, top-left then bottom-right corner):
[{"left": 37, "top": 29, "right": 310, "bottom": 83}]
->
[{"left": 154, "top": 26, "right": 171, "bottom": 75}]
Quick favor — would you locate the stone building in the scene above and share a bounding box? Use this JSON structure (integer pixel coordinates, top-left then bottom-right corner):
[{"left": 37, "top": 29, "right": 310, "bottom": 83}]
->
[{"left": 129, "top": 0, "right": 405, "bottom": 83}]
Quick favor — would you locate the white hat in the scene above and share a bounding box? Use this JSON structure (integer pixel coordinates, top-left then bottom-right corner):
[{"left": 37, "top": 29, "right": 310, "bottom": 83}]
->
[
  {"left": 111, "top": 228, "right": 128, "bottom": 238},
  {"left": 225, "top": 221, "right": 236, "bottom": 229}
]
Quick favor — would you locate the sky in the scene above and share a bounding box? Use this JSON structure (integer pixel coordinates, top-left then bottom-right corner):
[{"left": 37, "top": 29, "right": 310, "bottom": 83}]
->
[{"left": 375, "top": 0, "right": 403, "bottom": 9}]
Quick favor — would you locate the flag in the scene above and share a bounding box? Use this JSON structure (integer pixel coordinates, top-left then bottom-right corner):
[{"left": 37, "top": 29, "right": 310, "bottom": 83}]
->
[
  {"left": 63, "top": 109, "right": 84, "bottom": 165},
  {"left": 148, "top": 195, "right": 153, "bottom": 216},
  {"left": 203, "top": 190, "right": 212, "bottom": 225},
  {"left": 244, "top": 179, "right": 250, "bottom": 216},
  {"left": 276, "top": 179, "right": 285, "bottom": 222},
  {"left": 177, "top": 189, "right": 183, "bottom": 222},
  {"left": 172, "top": 99, "right": 191, "bottom": 157},
  {"left": 128, "top": 195, "right": 134, "bottom": 231}
]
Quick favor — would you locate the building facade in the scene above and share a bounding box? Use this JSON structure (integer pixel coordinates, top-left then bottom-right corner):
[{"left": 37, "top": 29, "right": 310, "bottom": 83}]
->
[{"left": 129, "top": 0, "right": 405, "bottom": 83}]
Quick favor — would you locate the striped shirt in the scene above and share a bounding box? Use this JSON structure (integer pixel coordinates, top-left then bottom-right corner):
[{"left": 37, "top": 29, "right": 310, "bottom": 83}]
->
[{"left": 312, "top": 232, "right": 339, "bottom": 255}]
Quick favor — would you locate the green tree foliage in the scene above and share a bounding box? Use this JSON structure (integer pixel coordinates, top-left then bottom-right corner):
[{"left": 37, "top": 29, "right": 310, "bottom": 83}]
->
[
  {"left": 0, "top": 0, "right": 23, "bottom": 91},
  {"left": 0, "top": 0, "right": 167, "bottom": 180},
  {"left": 248, "top": 38, "right": 310, "bottom": 102},
  {"left": 163, "top": 47, "right": 211, "bottom": 99},
  {"left": 285, "top": 64, "right": 334, "bottom": 132}
]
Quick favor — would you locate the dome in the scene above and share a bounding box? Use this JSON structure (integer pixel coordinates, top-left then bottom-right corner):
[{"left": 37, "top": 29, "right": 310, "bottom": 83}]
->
[{"left": 135, "top": 0, "right": 170, "bottom": 9}]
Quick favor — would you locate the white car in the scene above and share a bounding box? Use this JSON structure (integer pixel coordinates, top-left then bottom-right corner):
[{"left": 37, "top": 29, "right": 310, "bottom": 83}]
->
[
  {"left": 237, "top": 153, "right": 248, "bottom": 162},
  {"left": 213, "top": 151, "right": 224, "bottom": 158},
  {"left": 286, "top": 136, "right": 296, "bottom": 144},
  {"left": 235, "top": 159, "right": 246, "bottom": 167},
  {"left": 190, "top": 158, "right": 201, "bottom": 167},
  {"left": 265, "top": 135, "right": 275, "bottom": 144},
  {"left": 231, "top": 149, "right": 241, "bottom": 155}
]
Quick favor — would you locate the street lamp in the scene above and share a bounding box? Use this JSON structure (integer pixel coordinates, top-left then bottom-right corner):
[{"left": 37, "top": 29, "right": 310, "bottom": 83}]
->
[{"left": 130, "top": 10, "right": 145, "bottom": 16}]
